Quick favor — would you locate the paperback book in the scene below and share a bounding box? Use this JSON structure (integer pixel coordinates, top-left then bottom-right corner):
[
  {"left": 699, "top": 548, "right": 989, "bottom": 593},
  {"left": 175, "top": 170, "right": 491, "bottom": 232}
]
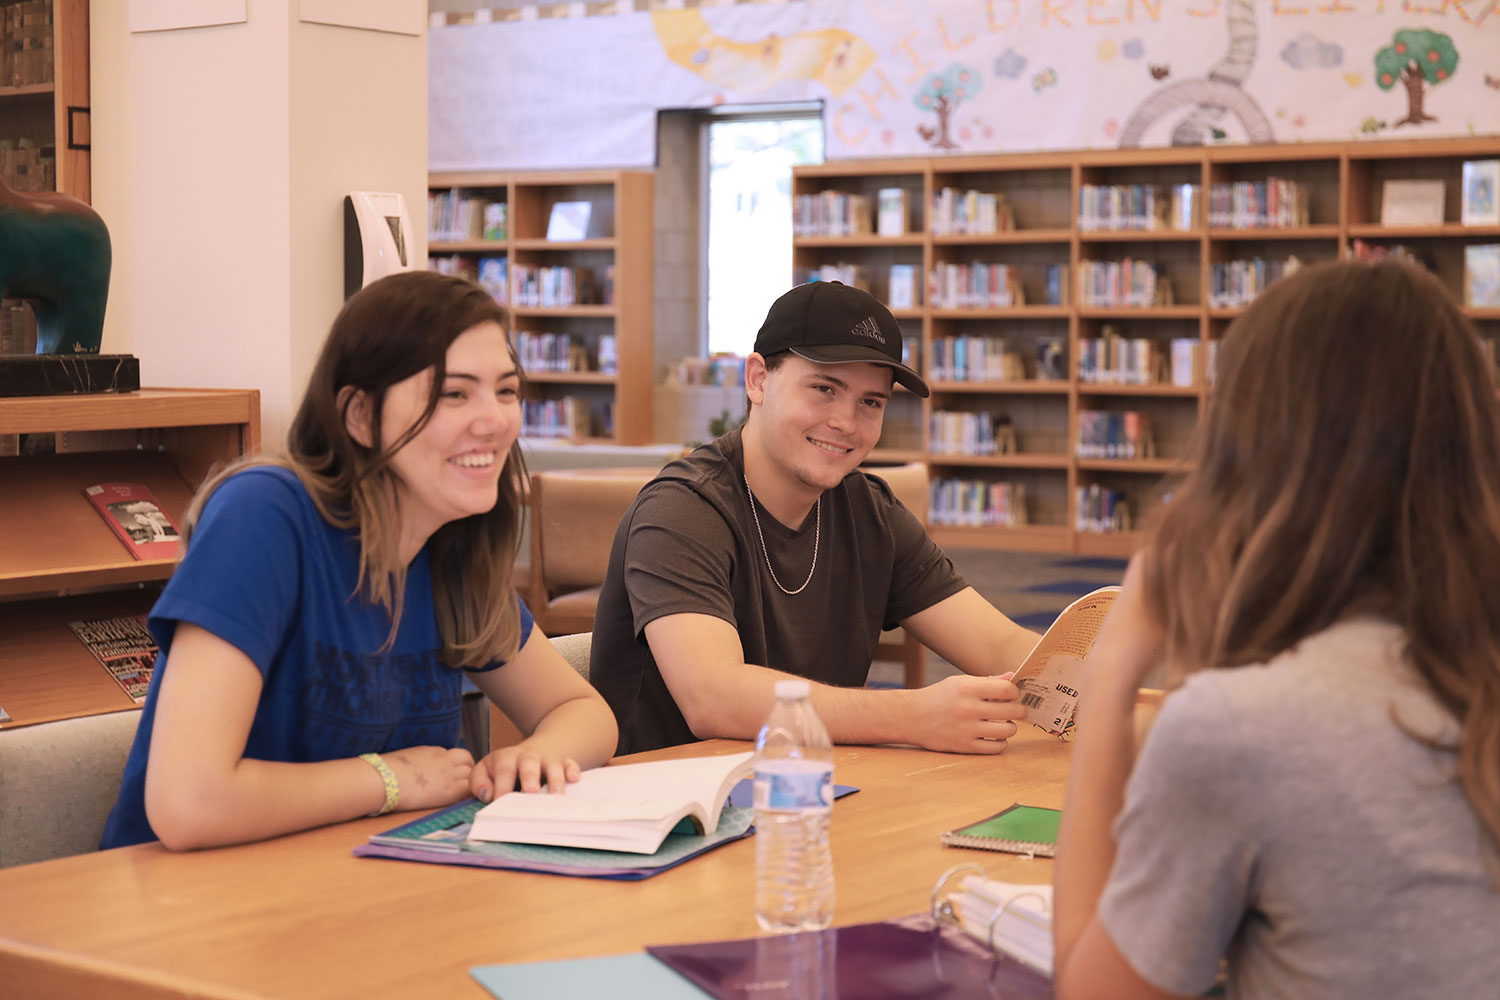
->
[
  {"left": 83, "top": 483, "right": 182, "bottom": 561},
  {"left": 1009, "top": 586, "right": 1120, "bottom": 738},
  {"left": 67, "top": 616, "right": 158, "bottom": 703},
  {"left": 1461, "top": 160, "right": 1500, "bottom": 227},
  {"left": 1464, "top": 244, "right": 1500, "bottom": 307}
]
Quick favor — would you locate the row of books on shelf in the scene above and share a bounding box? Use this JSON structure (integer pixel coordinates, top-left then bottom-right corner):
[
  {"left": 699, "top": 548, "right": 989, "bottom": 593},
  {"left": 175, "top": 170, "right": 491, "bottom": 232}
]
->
[
  {"left": 0, "top": 138, "right": 54, "bottom": 193},
  {"left": 669, "top": 354, "right": 748, "bottom": 387},
  {"left": 794, "top": 186, "right": 917, "bottom": 238},
  {"left": 929, "top": 411, "right": 1022, "bottom": 457},
  {"left": 1078, "top": 331, "right": 1196, "bottom": 387},
  {"left": 929, "top": 336, "right": 1064, "bottom": 383},
  {"left": 521, "top": 397, "right": 611, "bottom": 440},
  {"left": 431, "top": 255, "right": 511, "bottom": 306},
  {"left": 428, "top": 188, "right": 507, "bottom": 243},
  {"left": 1076, "top": 484, "right": 1133, "bottom": 534},
  {"left": 929, "top": 263, "right": 1069, "bottom": 309},
  {"left": 929, "top": 477, "right": 1028, "bottom": 528},
  {"left": 1077, "top": 410, "right": 1155, "bottom": 459},
  {"left": 1076, "top": 259, "right": 1173, "bottom": 308},
  {"left": 1207, "top": 178, "right": 1311, "bottom": 229},
  {"left": 1207, "top": 255, "right": 1305, "bottom": 309},
  {"left": 2, "top": 1, "right": 52, "bottom": 88},
  {"left": 515, "top": 332, "right": 617, "bottom": 375},
  {"left": 793, "top": 189, "right": 876, "bottom": 237},
  {"left": 513, "top": 264, "right": 614, "bottom": 308},
  {"left": 930, "top": 187, "right": 1015, "bottom": 236},
  {"left": 1077, "top": 183, "right": 1198, "bottom": 233}
]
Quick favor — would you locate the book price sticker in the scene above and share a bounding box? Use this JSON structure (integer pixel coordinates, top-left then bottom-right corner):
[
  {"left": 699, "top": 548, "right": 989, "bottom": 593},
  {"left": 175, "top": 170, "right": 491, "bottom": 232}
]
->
[{"left": 1017, "top": 653, "right": 1087, "bottom": 738}]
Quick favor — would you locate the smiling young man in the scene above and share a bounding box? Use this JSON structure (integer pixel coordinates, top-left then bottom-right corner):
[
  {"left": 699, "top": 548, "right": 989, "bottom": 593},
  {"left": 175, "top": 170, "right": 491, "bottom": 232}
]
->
[{"left": 590, "top": 280, "right": 1041, "bottom": 755}]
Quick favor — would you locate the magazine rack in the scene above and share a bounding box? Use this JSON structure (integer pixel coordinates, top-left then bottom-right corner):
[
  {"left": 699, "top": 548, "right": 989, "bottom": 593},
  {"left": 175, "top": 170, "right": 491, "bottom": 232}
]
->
[{"left": 0, "top": 387, "right": 259, "bottom": 728}]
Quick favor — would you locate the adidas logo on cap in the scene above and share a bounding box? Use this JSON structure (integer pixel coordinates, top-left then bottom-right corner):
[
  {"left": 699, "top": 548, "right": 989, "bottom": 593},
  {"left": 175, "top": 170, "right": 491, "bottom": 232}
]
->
[{"left": 849, "top": 315, "right": 885, "bottom": 344}]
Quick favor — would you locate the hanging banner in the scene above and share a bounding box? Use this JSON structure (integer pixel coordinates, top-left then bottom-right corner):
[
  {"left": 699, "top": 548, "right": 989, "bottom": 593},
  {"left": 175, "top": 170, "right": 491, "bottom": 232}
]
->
[{"left": 429, "top": 0, "right": 1500, "bottom": 171}]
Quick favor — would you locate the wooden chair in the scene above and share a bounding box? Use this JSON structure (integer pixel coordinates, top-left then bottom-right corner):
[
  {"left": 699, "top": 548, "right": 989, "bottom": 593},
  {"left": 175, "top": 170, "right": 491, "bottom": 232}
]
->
[
  {"left": 865, "top": 462, "right": 931, "bottom": 689},
  {"left": 527, "top": 467, "right": 656, "bottom": 638}
]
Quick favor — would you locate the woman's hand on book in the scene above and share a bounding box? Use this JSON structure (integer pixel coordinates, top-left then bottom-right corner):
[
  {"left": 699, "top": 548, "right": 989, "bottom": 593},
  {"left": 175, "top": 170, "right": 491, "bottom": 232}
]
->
[
  {"left": 472, "top": 746, "right": 583, "bottom": 801},
  {"left": 384, "top": 746, "right": 478, "bottom": 811}
]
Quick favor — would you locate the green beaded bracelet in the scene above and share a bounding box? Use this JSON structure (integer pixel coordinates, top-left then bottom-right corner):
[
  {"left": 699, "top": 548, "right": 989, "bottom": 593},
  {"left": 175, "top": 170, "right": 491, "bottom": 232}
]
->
[{"left": 359, "top": 752, "right": 400, "bottom": 816}]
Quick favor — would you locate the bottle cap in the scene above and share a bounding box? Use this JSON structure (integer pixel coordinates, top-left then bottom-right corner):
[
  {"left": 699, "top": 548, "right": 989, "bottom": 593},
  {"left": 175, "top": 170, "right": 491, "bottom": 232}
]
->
[{"left": 774, "top": 679, "right": 811, "bottom": 699}]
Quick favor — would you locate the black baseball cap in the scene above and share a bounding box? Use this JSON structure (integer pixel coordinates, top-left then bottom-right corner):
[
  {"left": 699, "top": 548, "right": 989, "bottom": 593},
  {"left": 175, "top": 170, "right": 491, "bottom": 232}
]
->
[{"left": 753, "top": 280, "right": 929, "bottom": 397}]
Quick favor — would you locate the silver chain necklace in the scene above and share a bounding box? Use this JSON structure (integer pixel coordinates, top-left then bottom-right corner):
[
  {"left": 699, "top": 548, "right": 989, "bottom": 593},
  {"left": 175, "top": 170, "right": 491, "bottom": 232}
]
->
[{"left": 743, "top": 474, "right": 820, "bottom": 595}]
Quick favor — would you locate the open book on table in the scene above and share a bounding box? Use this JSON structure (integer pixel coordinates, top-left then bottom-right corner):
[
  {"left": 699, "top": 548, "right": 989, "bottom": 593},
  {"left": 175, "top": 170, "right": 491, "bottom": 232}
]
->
[
  {"left": 1010, "top": 585, "right": 1119, "bottom": 739},
  {"left": 468, "top": 751, "right": 755, "bottom": 854}
]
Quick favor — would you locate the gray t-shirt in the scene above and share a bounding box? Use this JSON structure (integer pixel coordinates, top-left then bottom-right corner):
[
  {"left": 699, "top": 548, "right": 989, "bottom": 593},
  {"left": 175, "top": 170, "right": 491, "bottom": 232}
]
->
[
  {"left": 1099, "top": 619, "right": 1500, "bottom": 999},
  {"left": 590, "top": 429, "right": 968, "bottom": 755}
]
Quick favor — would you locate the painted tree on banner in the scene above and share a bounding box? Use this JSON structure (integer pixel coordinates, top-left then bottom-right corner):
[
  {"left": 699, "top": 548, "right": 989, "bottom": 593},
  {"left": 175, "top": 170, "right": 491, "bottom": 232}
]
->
[
  {"left": 1375, "top": 29, "right": 1459, "bottom": 128},
  {"left": 915, "top": 63, "right": 981, "bottom": 151}
]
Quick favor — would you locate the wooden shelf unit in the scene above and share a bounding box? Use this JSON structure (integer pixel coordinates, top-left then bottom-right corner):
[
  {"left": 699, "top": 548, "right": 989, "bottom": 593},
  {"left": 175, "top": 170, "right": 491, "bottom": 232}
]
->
[
  {"left": 427, "top": 169, "right": 654, "bottom": 445},
  {"left": 0, "top": 0, "right": 88, "bottom": 199},
  {"left": 793, "top": 136, "right": 1500, "bottom": 554},
  {"left": 0, "top": 388, "right": 260, "bottom": 728}
]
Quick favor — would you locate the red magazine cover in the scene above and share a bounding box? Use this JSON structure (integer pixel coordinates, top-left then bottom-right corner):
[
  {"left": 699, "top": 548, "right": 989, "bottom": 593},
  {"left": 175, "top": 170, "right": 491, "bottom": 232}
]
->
[{"left": 83, "top": 482, "right": 182, "bottom": 561}]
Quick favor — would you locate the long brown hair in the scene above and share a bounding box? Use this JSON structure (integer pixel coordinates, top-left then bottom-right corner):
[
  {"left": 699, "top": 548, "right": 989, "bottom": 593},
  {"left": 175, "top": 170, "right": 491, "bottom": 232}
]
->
[
  {"left": 185, "top": 271, "right": 527, "bottom": 667},
  {"left": 1141, "top": 258, "right": 1500, "bottom": 862}
]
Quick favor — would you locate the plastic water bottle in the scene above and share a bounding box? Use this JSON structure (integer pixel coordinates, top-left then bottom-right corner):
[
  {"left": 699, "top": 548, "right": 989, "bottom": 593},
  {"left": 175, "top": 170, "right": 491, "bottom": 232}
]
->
[{"left": 754, "top": 678, "right": 835, "bottom": 933}]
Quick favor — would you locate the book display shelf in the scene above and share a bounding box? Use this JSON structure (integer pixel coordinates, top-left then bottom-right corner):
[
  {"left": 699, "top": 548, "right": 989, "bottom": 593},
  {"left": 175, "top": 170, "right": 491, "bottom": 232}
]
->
[
  {"left": 427, "top": 169, "right": 654, "bottom": 445},
  {"left": 794, "top": 136, "right": 1500, "bottom": 556},
  {"left": 0, "top": 388, "right": 260, "bottom": 728}
]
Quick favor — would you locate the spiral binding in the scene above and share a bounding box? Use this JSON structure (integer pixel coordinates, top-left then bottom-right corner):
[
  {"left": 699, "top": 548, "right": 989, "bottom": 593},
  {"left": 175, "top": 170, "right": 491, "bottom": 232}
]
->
[{"left": 929, "top": 862, "right": 1052, "bottom": 965}]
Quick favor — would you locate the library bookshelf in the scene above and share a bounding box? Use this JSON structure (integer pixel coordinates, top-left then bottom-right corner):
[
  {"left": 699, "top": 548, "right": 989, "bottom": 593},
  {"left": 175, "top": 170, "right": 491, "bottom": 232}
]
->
[
  {"left": 795, "top": 136, "right": 1500, "bottom": 555},
  {"left": 0, "top": 388, "right": 259, "bottom": 728},
  {"left": 0, "top": 0, "right": 87, "bottom": 199},
  {"left": 427, "top": 169, "right": 654, "bottom": 446}
]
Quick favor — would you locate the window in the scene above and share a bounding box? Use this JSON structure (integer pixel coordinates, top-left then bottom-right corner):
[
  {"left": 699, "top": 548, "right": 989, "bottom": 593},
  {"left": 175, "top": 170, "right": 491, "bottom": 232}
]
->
[{"left": 704, "top": 111, "right": 823, "bottom": 357}]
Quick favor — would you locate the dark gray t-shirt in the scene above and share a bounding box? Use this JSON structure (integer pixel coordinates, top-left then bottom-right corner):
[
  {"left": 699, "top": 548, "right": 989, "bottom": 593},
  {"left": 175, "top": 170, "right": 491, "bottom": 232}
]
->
[
  {"left": 590, "top": 429, "right": 967, "bottom": 755},
  {"left": 1099, "top": 619, "right": 1500, "bottom": 999}
]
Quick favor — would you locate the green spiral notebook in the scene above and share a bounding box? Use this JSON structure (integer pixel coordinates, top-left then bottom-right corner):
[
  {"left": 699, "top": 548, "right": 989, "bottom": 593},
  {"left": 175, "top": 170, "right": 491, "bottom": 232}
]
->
[{"left": 940, "top": 802, "right": 1061, "bottom": 857}]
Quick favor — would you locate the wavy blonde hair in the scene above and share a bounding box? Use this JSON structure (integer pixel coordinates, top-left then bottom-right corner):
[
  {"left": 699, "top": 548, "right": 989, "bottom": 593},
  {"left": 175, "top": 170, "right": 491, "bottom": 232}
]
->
[
  {"left": 184, "top": 271, "right": 527, "bottom": 668},
  {"left": 1141, "top": 258, "right": 1500, "bottom": 864}
]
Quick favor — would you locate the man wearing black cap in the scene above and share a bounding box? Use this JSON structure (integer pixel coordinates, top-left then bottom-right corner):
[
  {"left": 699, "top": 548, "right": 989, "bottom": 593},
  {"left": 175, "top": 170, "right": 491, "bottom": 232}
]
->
[{"left": 590, "top": 281, "right": 1041, "bottom": 755}]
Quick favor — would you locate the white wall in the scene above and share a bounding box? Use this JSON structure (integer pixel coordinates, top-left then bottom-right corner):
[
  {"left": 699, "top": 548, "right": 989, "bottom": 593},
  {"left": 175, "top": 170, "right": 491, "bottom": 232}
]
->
[{"left": 92, "top": 3, "right": 427, "bottom": 449}]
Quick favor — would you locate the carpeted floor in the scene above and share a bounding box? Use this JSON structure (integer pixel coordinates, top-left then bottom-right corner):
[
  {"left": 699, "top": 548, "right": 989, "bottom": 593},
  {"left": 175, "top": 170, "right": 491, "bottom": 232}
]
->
[{"left": 867, "top": 549, "right": 1127, "bottom": 687}]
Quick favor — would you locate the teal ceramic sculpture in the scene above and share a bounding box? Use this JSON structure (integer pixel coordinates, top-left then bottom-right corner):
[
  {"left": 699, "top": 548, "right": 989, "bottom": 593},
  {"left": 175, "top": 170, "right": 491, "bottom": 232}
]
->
[{"left": 0, "top": 176, "right": 111, "bottom": 355}]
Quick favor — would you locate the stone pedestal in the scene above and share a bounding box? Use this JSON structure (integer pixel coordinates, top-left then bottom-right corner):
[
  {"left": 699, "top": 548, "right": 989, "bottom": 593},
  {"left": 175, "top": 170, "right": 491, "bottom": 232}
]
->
[{"left": 0, "top": 355, "right": 140, "bottom": 396}]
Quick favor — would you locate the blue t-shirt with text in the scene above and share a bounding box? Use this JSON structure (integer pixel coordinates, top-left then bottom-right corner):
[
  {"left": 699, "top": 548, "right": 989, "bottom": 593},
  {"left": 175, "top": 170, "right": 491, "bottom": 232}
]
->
[{"left": 100, "top": 466, "right": 532, "bottom": 849}]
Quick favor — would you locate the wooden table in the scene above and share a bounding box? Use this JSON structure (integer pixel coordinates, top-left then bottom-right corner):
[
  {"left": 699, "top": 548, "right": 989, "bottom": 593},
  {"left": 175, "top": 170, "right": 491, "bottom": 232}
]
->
[{"left": 0, "top": 729, "right": 1076, "bottom": 1000}]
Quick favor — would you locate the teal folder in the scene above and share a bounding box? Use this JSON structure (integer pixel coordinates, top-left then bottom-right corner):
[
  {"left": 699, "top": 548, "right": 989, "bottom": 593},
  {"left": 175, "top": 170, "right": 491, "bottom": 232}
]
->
[{"left": 471, "top": 952, "right": 711, "bottom": 999}]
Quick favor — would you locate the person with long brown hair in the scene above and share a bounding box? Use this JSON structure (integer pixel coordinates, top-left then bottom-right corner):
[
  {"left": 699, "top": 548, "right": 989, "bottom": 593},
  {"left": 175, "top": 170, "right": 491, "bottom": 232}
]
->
[
  {"left": 1052, "top": 259, "right": 1500, "bottom": 998},
  {"left": 101, "top": 271, "right": 616, "bottom": 850}
]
